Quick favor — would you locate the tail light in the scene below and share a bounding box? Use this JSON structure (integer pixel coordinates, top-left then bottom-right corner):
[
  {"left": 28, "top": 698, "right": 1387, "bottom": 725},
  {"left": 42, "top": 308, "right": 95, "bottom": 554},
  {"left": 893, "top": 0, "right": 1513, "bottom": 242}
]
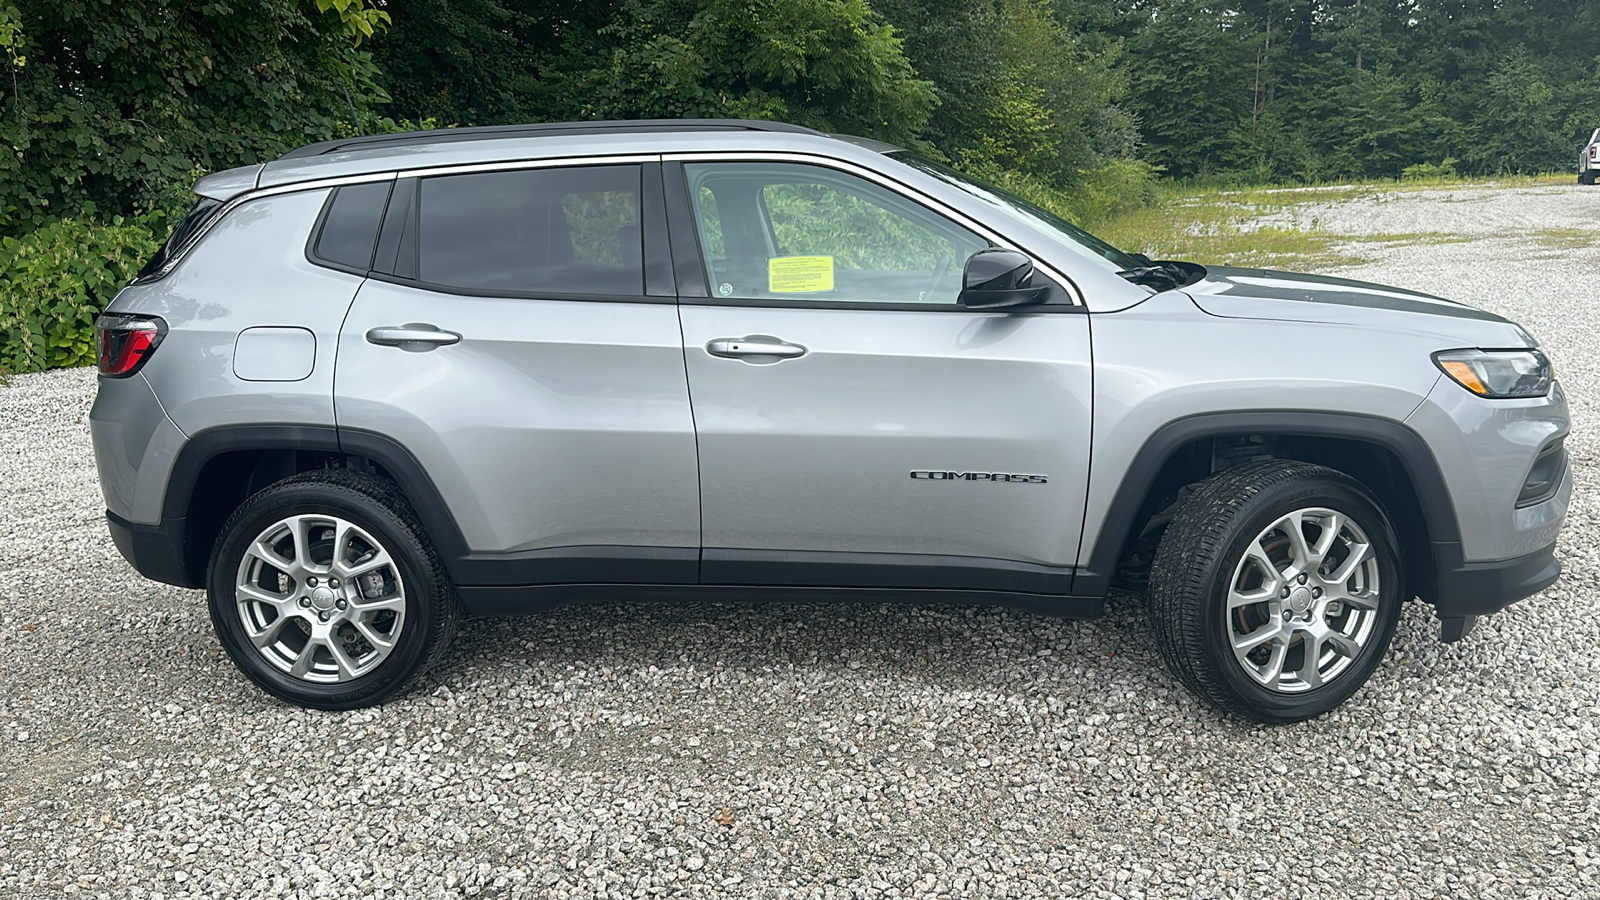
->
[{"left": 95, "top": 314, "right": 167, "bottom": 378}]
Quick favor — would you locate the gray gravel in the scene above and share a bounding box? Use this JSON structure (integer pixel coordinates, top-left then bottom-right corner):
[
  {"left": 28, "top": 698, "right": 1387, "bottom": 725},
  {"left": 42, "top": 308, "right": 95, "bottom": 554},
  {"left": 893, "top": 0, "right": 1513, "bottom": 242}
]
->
[{"left": 3, "top": 183, "right": 1599, "bottom": 899}]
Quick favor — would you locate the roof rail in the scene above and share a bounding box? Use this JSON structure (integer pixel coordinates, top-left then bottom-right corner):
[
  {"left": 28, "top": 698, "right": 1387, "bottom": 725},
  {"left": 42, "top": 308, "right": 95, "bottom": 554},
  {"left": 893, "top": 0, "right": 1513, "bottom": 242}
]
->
[{"left": 279, "top": 119, "right": 827, "bottom": 160}]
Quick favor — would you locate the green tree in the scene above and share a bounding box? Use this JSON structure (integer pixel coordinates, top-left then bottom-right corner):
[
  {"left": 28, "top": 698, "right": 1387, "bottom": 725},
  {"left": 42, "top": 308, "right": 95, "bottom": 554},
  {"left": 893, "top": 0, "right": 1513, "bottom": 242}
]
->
[
  {"left": 874, "top": 0, "right": 1131, "bottom": 189},
  {"left": 0, "top": 0, "right": 388, "bottom": 234},
  {"left": 537, "top": 0, "right": 936, "bottom": 144}
]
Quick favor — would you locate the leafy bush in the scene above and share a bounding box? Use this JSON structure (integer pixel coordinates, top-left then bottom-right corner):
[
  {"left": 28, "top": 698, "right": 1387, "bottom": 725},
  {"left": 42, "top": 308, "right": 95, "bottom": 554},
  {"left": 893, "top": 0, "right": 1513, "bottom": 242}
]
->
[
  {"left": 0, "top": 218, "right": 159, "bottom": 374},
  {"left": 1402, "top": 159, "right": 1460, "bottom": 181}
]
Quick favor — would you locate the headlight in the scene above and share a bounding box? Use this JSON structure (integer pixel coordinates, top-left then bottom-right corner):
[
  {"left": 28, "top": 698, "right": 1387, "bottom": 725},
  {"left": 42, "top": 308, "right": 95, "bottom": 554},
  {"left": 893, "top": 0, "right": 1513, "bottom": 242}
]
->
[{"left": 1433, "top": 348, "right": 1552, "bottom": 398}]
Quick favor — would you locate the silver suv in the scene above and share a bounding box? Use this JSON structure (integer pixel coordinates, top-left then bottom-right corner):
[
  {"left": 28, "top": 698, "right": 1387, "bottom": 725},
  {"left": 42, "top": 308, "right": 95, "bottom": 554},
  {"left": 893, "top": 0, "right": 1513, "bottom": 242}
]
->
[{"left": 90, "top": 120, "right": 1570, "bottom": 722}]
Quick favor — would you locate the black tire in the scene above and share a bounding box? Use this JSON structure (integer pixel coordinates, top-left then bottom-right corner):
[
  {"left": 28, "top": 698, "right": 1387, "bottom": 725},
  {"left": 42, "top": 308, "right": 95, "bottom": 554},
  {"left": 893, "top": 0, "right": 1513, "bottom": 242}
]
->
[
  {"left": 1148, "top": 460, "right": 1402, "bottom": 723},
  {"left": 207, "top": 469, "right": 459, "bottom": 709}
]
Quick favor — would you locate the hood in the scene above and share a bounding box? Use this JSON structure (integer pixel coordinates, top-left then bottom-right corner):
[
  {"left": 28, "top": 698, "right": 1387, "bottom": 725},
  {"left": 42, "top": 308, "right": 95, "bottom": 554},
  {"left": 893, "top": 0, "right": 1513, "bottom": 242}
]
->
[{"left": 1184, "top": 266, "right": 1516, "bottom": 328}]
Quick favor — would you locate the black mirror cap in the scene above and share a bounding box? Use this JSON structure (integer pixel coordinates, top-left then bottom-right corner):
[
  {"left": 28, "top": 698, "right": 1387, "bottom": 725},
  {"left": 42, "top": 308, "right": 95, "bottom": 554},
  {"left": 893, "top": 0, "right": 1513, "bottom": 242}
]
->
[{"left": 959, "top": 248, "right": 1051, "bottom": 309}]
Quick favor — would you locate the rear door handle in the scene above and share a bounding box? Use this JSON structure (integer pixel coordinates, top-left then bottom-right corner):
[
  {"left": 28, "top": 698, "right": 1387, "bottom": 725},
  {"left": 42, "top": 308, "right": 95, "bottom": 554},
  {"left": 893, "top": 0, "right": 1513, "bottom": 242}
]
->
[
  {"left": 365, "top": 323, "right": 461, "bottom": 351},
  {"left": 705, "top": 336, "right": 807, "bottom": 361}
]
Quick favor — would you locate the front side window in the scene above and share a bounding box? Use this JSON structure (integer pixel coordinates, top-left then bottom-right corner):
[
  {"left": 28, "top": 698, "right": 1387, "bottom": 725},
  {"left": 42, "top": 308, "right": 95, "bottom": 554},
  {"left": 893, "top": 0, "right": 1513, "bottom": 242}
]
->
[
  {"left": 416, "top": 165, "right": 643, "bottom": 295},
  {"left": 890, "top": 152, "right": 1141, "bottom": 273},
  {"left": 684, "top": 162, "right": 988, "bottom": 305}
]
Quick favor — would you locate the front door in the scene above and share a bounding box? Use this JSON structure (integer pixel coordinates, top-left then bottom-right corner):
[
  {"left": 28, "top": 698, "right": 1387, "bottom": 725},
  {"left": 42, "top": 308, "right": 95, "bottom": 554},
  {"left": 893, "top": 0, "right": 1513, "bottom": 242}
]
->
[{"left": 669, "top": 160, "right": 1093, "bottom": 594}]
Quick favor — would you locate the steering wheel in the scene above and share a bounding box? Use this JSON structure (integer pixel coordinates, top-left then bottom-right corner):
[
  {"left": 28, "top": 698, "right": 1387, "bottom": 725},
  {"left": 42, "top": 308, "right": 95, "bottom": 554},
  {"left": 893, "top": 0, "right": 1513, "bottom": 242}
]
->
[{"left": 922, "top": 253, "right": 953, "bottom": 303}]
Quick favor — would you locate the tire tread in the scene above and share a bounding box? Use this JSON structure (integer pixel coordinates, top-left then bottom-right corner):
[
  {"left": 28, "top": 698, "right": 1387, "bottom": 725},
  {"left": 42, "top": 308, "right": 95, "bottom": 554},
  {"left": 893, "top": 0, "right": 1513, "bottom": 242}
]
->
[{"left": 1148, "top": 459, "right": 1397, "bottom": 723}]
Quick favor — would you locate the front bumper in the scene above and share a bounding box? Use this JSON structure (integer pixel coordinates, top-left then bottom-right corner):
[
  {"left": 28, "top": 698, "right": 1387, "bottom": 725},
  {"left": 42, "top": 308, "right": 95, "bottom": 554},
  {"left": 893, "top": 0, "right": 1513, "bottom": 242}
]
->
[
  {"left": 107, "top": 510, "right": 201, "bottom": 589},
  {"left": 1430, "top": 539, "right": 1561, "bottom": 640}
]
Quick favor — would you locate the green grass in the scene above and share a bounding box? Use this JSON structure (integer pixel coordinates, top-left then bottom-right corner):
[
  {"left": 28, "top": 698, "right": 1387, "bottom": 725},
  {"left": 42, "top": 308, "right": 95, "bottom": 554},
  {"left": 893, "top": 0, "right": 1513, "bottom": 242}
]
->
[{"left": 1085, "top": 172, "right": 1572, "bottom": 272}]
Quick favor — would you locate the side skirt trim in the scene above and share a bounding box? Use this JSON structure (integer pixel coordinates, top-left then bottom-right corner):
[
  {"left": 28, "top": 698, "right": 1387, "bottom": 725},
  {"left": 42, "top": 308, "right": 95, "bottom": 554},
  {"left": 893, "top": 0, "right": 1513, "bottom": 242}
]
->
[{"left": 458, "top": 583, "right": 1104, "bottom": 619}]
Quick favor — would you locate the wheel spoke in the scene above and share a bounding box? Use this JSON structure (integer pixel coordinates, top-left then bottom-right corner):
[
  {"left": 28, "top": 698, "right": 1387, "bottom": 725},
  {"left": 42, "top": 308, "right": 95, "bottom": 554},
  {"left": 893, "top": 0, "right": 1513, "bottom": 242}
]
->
[
  {"left": 354, "top": 619, "right": 395, "bottom": 651},
  {"left": 1325, "top": 541, "right": 1372, "bottom": 587},
  {"left": 332, "top": 519, "right": 356, "bottom": 570},
  {"left": 1296, "top": 634, "right": 1324, "bottom": 688},
  {"left": 1311, "top": 512, "right": 1344, "bottom": 568},
  {"left": 290, "top": 517, "right": 317, "bottom": 571},
  {"left": 289, "top": 637, "right": 322, "bottom": 678},
  {"left": 1282, "top": 511, "right": 1314, "bottom": 573},
  {"left": 326, "top": 638, "right": 361, "bottom": 680},
  {"left": 237, "top": 582, "right": 293, "bottom": 610},
  {"left": 1337, "top": 590, "right": 1379, "bottom": 611},
  {"left": 337, "top": 549, "right": 394, "bottom": 582},
  {"left": 351, "top": 593, "right": 405, "bottom": 614},
  {"left": 246, "top": 538, "right": 294, "bottom": 574},
  {"left": 1258, "top": 639, "right": 1289, "bottom": 688},
  {"left": 1233, "top": 621, "right": 1287, "bottom": 653},
  {"left": 1244, "top": 542, "right": 1285, "bottom": 588},
  {"left": 245, "top": 614, "right": 293, "bottom": 650},
  {"left": 1325, "top": 631, "right": 1363, "bottom": 659},
  {"left": 1228, "top": 582, "right": 1276, "bottom": 610}
]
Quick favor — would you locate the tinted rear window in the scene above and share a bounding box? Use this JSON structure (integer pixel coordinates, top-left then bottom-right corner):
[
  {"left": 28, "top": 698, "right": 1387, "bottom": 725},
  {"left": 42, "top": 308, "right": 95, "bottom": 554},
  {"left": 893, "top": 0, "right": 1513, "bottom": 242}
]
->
[
  {"left": 135, "top": 197, "right": 223, "bottom": 281},
  {"left": 313, "top": 182, "right": 392, "bottom": 270},
  {"left": 416, "top": 165, "right": 642, "bottom": 295}
]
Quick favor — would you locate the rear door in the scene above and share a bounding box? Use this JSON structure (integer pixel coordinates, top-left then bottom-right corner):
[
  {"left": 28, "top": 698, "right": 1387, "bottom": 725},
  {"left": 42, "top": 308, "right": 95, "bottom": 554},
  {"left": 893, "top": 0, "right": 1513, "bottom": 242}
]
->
[
  {"left": 667, "top": 158, "right": 1094, "bottom": 594},
  {"left": 334, "top": 159, "right": 700, "bottom": 585}
]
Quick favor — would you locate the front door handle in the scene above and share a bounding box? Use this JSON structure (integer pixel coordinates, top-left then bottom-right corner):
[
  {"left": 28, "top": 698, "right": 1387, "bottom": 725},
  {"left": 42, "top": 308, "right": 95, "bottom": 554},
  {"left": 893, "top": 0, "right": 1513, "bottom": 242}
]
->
[
  {"left": 365, "top": 323, "right": 461, "bottom": 351},
  {"left": 705, "top": 336, "right": 808, "bottom": 361}
]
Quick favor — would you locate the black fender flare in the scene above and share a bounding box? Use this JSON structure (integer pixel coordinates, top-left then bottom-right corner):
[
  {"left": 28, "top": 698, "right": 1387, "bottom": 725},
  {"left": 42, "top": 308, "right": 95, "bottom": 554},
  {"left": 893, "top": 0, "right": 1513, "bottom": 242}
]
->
[
  {"left": 1075, "top": 411, "right": 1461, "bottom": 597},
  {"left": 162, "top": 424, "right": 475, "bottom": 583}
]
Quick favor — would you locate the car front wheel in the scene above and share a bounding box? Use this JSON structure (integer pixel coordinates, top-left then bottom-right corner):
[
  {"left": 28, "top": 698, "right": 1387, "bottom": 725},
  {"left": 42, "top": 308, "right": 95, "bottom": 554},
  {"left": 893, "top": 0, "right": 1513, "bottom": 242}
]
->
[{"left": 1148, "top": 460, "right": 1402, "bottom": 723}]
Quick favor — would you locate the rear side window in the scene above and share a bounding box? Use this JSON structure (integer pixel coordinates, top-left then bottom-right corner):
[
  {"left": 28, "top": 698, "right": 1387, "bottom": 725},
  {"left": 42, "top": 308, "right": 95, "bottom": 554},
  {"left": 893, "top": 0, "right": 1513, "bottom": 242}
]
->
[
  {"left": 312, "top": 182, "right": 392, "bottom": 271},
  {"left": 135, "top": 197, "right": 224, "bottom": 281},
  {"left": 415, "top": 165, "right": 643, "bottom": 295}
]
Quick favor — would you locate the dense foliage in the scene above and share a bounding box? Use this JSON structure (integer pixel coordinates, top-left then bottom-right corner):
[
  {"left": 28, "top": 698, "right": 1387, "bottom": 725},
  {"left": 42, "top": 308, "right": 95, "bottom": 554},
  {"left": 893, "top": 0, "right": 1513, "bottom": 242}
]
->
[
  {"left": 0, "top": 217, "right": 159, "bottom": 375},
  {"left": 1, "top": 0, "right": 1597, "bottom": 373},
  {"left": 1121, "top": 0, "right": 1600, "bottom": 181}
]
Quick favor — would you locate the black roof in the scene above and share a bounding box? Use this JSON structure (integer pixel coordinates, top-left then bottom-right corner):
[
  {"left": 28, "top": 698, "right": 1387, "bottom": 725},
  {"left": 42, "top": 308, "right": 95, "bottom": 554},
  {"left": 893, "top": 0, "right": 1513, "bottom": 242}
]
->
[{"left": 279, "top": 119, "right": 827, "bottom": 160}]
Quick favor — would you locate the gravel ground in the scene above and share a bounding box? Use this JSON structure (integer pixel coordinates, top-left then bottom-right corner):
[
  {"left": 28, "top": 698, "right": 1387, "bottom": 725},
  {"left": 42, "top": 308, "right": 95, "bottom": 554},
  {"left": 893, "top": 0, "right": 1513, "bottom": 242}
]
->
[{"left": 3, "top": 183, "right": 1599, "bottom": 899}]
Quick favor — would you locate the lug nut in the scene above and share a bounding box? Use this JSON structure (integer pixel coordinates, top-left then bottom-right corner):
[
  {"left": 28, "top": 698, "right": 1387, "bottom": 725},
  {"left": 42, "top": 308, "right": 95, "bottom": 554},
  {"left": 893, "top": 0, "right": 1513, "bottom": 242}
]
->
[
  {"left": 1312, "top": 587, "right": 1322, "bottom": 599},
  {"left": 299, "top": 597, "right": 310, "bottom": 608},
  {"left": 335, "top": 599, "right": 347, "bottom": 610},
  {"left": 1281, "top": 587, "right": 1291, "bottom": 598},
  {"left": 318, "top": 611, "right": 331, "bottom": 622},
  {"left": 1283, "top": 608, "right": 1293, "bottom": 620},
  {"left": 307, "top": 577, "right": 317, "bottom": 587},
  {"left": 1297, "top": 573, "right": 1308, "bottom": 585},
  {"left": 330, "top": 578, "right": 340, "bottom": 589}
]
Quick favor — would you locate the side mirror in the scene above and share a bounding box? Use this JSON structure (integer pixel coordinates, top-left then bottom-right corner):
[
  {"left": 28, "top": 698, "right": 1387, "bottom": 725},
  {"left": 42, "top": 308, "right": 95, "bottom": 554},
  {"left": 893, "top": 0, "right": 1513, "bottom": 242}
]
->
[{"left": 958, "top": 248, "right": 1051, "bottom": 309}]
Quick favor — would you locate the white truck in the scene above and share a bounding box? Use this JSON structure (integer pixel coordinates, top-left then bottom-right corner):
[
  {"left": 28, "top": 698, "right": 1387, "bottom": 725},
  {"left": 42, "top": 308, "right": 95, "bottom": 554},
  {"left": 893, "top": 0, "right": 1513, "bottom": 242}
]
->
[{"left": 1582, "top": 128, "right": 1600, "bottom": 184}]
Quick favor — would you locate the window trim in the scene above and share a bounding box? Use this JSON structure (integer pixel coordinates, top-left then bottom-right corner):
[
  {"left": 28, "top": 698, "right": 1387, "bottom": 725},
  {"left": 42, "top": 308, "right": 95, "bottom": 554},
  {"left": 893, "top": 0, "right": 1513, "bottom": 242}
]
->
[{"left": 662, "top": 152, "right": 1085, "bottom": 308}]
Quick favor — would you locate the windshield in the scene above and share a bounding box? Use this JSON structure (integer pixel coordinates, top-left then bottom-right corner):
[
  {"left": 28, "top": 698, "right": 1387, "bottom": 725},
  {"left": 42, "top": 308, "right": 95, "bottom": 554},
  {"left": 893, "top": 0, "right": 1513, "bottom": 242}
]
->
[{"left": 889, "top": 152, "right": 1142, "bottom": 273}]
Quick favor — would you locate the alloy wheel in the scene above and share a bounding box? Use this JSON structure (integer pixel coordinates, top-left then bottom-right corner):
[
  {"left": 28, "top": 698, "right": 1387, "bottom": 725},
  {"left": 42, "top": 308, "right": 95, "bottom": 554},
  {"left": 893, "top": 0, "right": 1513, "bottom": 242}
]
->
[
  {"left": 1225, "top": 507, "right": 1383, "bottom": 693},
  {"left": 233, "top": 514, "right": 407, "bottom": 683}
]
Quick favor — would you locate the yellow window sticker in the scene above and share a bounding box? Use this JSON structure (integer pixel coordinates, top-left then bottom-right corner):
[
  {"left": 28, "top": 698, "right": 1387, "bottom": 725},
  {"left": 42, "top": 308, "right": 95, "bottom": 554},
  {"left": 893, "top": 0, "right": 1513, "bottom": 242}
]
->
[{"left": 768, "top": 256, "right": 835, "bottom": 293}]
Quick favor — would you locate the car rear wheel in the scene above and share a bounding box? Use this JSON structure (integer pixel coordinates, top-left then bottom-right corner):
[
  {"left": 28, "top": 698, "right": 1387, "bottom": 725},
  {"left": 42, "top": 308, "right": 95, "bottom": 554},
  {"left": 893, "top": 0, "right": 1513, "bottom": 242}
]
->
[
  {"left": 207, "top": 470, "right": 458, "bottom": 709},
  {"left": 1148, "top": 460, "right": 1402, "bottom": 723}
]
